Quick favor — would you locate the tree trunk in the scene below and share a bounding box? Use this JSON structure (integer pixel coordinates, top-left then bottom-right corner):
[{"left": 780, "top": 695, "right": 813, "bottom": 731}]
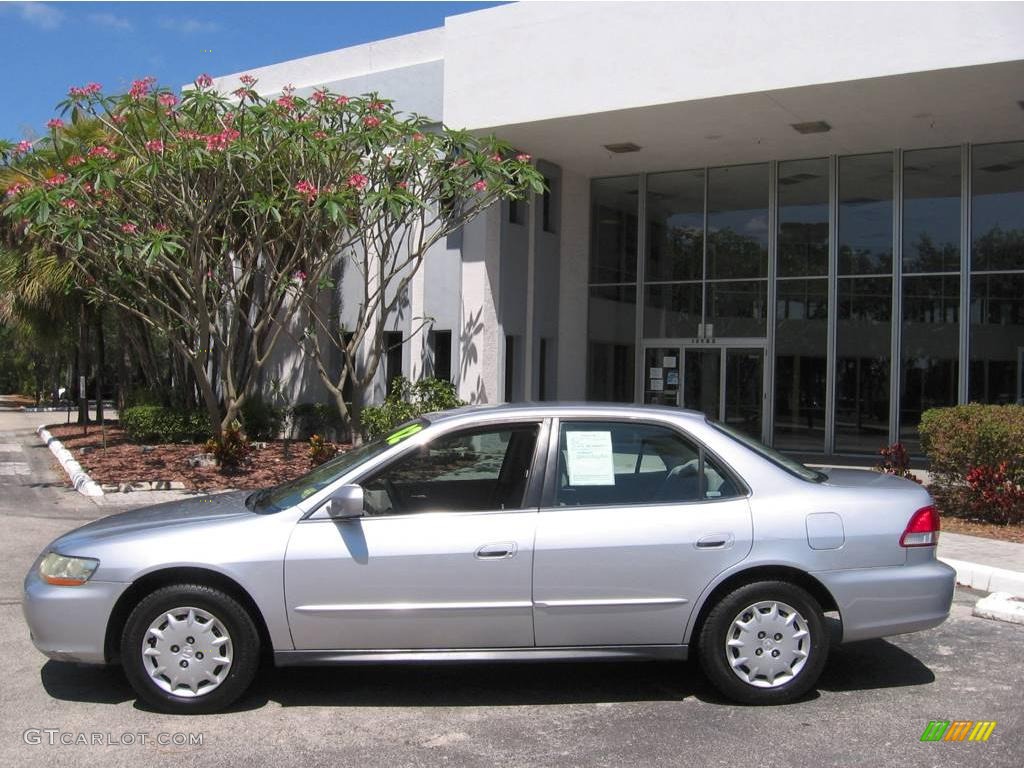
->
[
  {"left": 95, "top": 308, "right": 105, "bottom": 424},
  {"left": 77, "top": 302, "right": 89, "bottom": 426}
]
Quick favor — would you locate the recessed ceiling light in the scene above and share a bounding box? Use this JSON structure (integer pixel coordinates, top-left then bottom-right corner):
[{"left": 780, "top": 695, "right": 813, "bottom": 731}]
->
[
  {"left": 791, "top": 121, "right": 832, "bottom": 135},
  {"left": 603, "top": 142, "right": 642, "bottom": 154}
]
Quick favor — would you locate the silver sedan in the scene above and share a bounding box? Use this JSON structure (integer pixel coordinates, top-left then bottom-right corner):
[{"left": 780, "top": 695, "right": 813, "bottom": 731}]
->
[{"left": 23, "top": 404, "right": 955, "bottom": 713}]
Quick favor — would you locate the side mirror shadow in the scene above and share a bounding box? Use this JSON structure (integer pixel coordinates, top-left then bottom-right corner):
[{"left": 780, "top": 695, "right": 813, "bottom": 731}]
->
[{"left": 324, "top": 484, "right": 364, "bottom": 519}]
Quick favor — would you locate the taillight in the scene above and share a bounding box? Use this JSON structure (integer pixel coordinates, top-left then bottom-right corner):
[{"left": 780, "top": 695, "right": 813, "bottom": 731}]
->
[{"left": 900, "top": 505, "right": 940, "bottom": 547}]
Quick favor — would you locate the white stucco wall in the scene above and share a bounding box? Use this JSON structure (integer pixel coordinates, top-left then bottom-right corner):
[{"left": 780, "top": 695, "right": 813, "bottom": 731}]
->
[{"left": 444, "top": 1, "right": 1024, "bottom": 129}]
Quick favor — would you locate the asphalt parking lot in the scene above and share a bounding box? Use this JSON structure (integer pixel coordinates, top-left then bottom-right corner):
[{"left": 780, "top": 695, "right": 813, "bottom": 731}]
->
[{"left": 2, "top": 410, "right": 1022, "bottom": 767}]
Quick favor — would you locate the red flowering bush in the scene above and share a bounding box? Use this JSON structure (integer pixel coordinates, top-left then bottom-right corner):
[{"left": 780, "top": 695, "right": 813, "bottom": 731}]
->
[
  {"left": 875, "top": 442, "right": 920, "bottom": 482},
  {"left": 1, "top": 74, "right": 543, "bottom": 441},
  {"left": 919, "top": 404, "right": 1024, "bottom": 524}
]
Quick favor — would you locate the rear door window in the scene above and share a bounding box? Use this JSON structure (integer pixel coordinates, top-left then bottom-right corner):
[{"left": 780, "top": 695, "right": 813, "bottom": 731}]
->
[{"left": 555, "top": 421, "right": 741, "bottom": 506}]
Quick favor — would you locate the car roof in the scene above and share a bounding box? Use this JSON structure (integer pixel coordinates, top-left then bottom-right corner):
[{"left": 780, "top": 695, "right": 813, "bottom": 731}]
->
[{"left": 424, "top": 402, "right": 709, "bottom": 426}]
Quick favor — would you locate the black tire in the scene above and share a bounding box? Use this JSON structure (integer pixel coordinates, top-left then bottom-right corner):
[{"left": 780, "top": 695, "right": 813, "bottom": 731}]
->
[
  {"left": 121, "top": 583, "right": 261, "bottom": 714},
  {"left": 697, "top": 580, "right": 829, "bottom": 705}
]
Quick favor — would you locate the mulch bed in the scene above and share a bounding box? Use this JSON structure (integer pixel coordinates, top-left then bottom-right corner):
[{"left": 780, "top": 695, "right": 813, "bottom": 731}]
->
[
  {"left": 45, "top": 422, "right": 346, "bottom": 492},
  {"left": 941, "top": 516, "right": 1024, "bottom": 545}
]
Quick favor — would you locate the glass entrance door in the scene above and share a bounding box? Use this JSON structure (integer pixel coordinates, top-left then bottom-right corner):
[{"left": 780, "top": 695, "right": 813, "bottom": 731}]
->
[{"left": 680, "top": 345, "right": 765, "bottom": 441}]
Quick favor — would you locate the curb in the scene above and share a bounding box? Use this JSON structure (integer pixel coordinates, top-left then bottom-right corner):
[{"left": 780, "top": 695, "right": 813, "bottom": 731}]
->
[
  {"left": 36, "top": 425, "right": 104, "bottom": 498},
  {"left": 940, "top": 556, "right": 1024, "bottom": 598},
  {"left": 973, "top": 592, "right": 1024, "bottom": 625}
]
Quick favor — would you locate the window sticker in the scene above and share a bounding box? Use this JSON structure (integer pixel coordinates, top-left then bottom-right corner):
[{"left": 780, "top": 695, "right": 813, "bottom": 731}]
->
[
  {"left": 565, "top": 430, "right": 615, "bottom": 486},
  {"left": 386, "top": 423, "right": 423, "bottom": 445}
]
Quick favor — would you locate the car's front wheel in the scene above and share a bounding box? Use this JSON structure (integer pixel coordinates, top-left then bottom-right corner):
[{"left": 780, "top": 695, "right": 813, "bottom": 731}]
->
[
  {"left": 121, "top": 583, "right": 260, "bottom": 714},
  {"left": 697, "top": 580, "right": 829, "bottom": 705}
]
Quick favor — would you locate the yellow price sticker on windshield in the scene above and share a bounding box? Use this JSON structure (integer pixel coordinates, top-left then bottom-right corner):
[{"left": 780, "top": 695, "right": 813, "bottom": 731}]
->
[{"left": 386, "top": 423, "right": 423, "bottom": 445}]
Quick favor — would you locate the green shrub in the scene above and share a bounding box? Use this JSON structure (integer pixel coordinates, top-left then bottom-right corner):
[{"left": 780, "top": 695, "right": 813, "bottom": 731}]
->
[
  {"left": 919, "top": 404, "right": 1024, "bottom": 523},
  {"left": 240, "top": 396, "right": 285, "bottom": 442},
  {"left": 291, "top": 402, "right": 346, "bottom": 441},
  {"left": 120, "top": 405, "right": 211, "bottom": 443},
  {"left": 361, "top": 376, "right": 465, "bottom": 440}
]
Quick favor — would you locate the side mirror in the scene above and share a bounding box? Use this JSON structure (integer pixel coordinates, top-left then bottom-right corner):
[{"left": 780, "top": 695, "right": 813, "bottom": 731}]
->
[{"left": 324, "top": 484, "right": 364, "bottom": 519}]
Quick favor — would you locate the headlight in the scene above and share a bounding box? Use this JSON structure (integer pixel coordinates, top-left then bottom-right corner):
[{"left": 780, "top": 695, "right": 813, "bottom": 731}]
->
[{"left": 38, "top": 553, "right": 99, "bottom": 586}]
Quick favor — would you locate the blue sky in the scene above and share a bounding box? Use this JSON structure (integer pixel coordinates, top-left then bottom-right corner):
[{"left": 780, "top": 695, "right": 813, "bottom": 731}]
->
[{"left": 0, "top": 1, "right": 504, "bottom": 140}]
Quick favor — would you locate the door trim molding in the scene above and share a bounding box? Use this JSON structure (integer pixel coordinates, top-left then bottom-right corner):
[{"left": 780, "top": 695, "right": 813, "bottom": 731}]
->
[{"left": 275, "top": 644, "right": 690, "bottom": 665}]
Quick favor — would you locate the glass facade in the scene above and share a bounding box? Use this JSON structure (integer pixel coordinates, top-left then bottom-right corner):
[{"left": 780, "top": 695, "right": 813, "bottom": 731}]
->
[{"left": 586, "top": 140, "right": 1024, "bottom": 455}]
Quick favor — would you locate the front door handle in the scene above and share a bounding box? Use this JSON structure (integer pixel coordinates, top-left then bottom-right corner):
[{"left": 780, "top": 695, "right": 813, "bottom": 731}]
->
[
  {"left": 695, "top": 533, "right": 734, "bottom": 550},
  {"left": 475, "top": 542, "right": 517, "bottom": 560}
]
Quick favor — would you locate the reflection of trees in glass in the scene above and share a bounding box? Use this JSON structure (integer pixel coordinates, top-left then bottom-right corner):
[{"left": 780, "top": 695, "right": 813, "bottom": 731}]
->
[
  {"left": 706, "top": 226, "right": 768, "bottom": 279},
  {"left": 905, "top": 233, "right": 959, "bottom": 273},
  {"left": 838, "top": 244, "right": 893, "bottom": 275},
  {"left": 779, "top": 221, "right": 828, "bottom": 276},
  {"left": 972, "top": 227, "right": 1024, "bottom": 272}
]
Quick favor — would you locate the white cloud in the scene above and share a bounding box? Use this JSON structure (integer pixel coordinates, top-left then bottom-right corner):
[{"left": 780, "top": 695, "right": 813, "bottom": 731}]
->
[
  {"left": 4, "top": 2, "right": 64, "bottom": 30},
  {"left": 158, "top": 17, "right": 221, "bottom": 35},
  {"left": 89, "top": 12, "right": 134, "bottom": 31}
]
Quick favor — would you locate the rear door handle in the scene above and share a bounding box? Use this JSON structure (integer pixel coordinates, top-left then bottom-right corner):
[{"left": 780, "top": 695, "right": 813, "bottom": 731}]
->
[
  {"left": 475, "top": 542, "right": 517, "bottom": 560},
  {"left": 696, "top": 533, "right": 734, "bottom": 550}
]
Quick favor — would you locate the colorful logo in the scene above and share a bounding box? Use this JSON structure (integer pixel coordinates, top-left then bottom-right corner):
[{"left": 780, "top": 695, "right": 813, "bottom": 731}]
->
[{"left": 920, "top": 721, "right": 997, "bottom": 742}]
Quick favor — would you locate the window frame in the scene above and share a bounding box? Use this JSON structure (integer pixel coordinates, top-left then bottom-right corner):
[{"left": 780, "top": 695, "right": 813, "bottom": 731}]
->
[
  {"left": 343, "top": 417, "right": 551, "bottom": 519},
  {"left": 540, "top": 417, "right": 750, "bottom": 510}
]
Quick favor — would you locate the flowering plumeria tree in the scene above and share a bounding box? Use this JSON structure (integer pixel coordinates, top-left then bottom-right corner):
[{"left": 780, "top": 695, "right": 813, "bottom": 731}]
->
[{"left": 1, "top": 75, "right": 542, "bottom": 439}]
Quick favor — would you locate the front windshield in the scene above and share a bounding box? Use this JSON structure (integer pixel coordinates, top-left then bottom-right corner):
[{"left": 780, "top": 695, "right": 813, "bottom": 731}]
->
[
  {"left": 709, "top": 419, "right": 826, "bottom": 483},
  {"left": 248, "top": 418, "right": 428, "bottom": 512}
]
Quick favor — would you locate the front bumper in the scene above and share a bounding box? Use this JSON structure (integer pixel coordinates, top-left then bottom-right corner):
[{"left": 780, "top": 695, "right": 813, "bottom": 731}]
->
[
  {"left": 22, "top": 568, "right": 128, "bottom": 665},
  {"left": 814, "top": 559, "right": 956, "bottom": 643}
]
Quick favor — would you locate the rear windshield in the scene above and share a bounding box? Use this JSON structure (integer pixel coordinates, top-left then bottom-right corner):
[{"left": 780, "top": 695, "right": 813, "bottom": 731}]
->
[{"left": 709, "top": 420, "right": 826, "bottom": 483}]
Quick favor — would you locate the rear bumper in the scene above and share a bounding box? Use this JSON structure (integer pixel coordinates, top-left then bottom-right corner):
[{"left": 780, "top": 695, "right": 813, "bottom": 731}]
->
[
  {"left": 22, "top": 569, "right": 127, "bottom": 665},
  {"left": 813, "top": 559, "right": 956, "bottom": 643}
]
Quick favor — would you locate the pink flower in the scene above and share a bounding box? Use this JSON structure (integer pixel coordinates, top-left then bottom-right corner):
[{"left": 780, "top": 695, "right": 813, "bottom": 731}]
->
[
  {"left": 60, "top": 198, "right": 77, "bottom": 210},
  {"left": 515, "top": 153, "right": 532, "bottom": 162},
  {"left": 472, "top": 180, "right": 488, "bottom": 192},
  {"left": 232, "top": 87, "right": 249, "bottom": 99},
  {"left": 276, "top": 95, "right": 296, "bottom": 111},
  {"left": 363, "top": 116, "right": 380, "bottom": 128},
  {"left": 311, "top": 90, "right": 327, "bottom": 104},
  {"left": 312, "top": 130, "right": 327, "bottom": 140},
  {"left": 47, "top": 118, "right": 64, "bottom": 130},
  {"left": 44, "top": 173, "right": 68, "bottom": 188},
  {"left": 177, "top": 129, "right": 202, "bottom": 141},
  {"left": 68, "top": 82, "right": 102, "bottom": 98},
  {"left": 153, "top": 223, "right": 169, "bottom": 232},
  {"left": 490, "top": 153, "right": 503, "bottom": 163},
  {"left": 129, "top": 76, "right": 156, "bottom": 101},
  {"left": 294, "top": 179, "right": 318, "bottom": 202},
  {"left": 335, "top": 95, "right": 349, "bottom": 106},
  {"left": 66, "top": 155, "right": 85, "bottom": 167},
  {"left": 121, "top": 222, "right": 138, "bottom": 234},
  {"left": 396, "top": 181, "right": 408, "bottom": 190},
  {"left": 145, "top": 139, "right": 164, "bottom": 153},
  {"left": 157, "top": 93, "right": 178, "bottom": 108},
  {"left": 239, "top": 74, "right": 256, "bottom": 86},
  {"left": 5, "top": 182, "right": 29, "bottom": 198},
  {"left": 81, "top": 182, "right": 94, "bottom": 194},
  {"left": 347, "top": 173, "right": 369, "bottom": 191},
  {"left": 203, "top": 129, "right": 240, "bottom": 152},
  {"left": 194, "top": 73, "right": 213, "bottom": 89},
  {"left": 412, "top": 132, "right": 425, "bottom": 142},
  {"left": 87, "top": 145, "right": 116, "bottom": 160},
  {"left": 369, "top": 100, "right": 385, "bottom": 111},
  {"left": 111, "top": 114, "right": 127, "bottom": 125},
  {"left": 13, "top": 140, "right": 32, "bottom": 155},
  {"left": 293, "top": 270, "right": 308, "bottom": 281}
]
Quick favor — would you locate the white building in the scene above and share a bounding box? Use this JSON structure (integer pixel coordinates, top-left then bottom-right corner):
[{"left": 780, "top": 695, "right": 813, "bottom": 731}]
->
[{"left": 214, "top": 1, "right": 1024, "bottom": 456}]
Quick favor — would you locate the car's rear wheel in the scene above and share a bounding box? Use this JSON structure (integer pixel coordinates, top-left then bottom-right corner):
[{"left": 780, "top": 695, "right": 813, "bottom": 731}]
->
[
  {"left": 697, "top": 580, "right": 829, "bottom": 705},
  {"left": 121, "top": 584, "right": 260, "bottom": 714}
]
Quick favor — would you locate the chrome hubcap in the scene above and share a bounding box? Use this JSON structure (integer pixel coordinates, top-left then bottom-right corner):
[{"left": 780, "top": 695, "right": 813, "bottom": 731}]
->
[
  {"left": 725, "top": 600, "right": 810, "bottom": 688},
  {"left": 141, "top": 606, "right": 232, "bottom": 698}
]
